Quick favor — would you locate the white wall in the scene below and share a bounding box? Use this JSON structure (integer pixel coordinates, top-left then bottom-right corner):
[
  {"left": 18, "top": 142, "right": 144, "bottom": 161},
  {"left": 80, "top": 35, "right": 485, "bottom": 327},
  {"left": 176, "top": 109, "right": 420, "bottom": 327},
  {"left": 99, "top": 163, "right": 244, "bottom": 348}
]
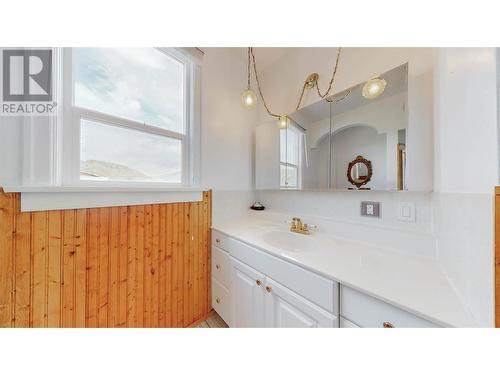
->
[
  {"left": 254, "top": 47, "right": 498, "bottom": 326},
  {"left": 201, "top": 48, "right": 257, "bottom": 191},
  {"left": 200, "top": 48, "right": 258, "bottom": 224},
  {"left": 0, "top": 117, "right": 22, "bottom": 186},
  {"left": 434, "top": 48, "right": 498, "bottom": 194},
  {"left": 432, "top": 48, "right": 498, "bottom": 326}
]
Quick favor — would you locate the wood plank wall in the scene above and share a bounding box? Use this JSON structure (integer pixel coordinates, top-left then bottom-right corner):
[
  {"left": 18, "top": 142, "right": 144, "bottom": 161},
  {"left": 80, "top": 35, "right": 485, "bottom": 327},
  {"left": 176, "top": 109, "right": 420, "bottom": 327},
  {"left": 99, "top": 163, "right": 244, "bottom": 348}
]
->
[
  {"left": 495, "top": 187, "right": 500, "bottom": 327},
  {"left": 0, "top": 188, "right": 212, "bottom": 328}
]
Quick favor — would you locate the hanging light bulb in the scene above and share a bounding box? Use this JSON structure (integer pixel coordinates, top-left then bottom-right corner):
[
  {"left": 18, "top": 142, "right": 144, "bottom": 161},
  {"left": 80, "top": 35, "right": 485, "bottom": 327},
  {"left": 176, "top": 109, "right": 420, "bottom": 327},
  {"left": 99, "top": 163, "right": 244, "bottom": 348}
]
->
[
  {"left": 278, "top": 115, "right": 288, "bottom": 129},
  {"left": 241, "top": 88, "right": 257, "bottom": 109},
  {"left": 241, "top": 47, "right": 257, "bottom": 109},
  {"left": 362, "top": 77, "right": 387, "bottom": 99}
]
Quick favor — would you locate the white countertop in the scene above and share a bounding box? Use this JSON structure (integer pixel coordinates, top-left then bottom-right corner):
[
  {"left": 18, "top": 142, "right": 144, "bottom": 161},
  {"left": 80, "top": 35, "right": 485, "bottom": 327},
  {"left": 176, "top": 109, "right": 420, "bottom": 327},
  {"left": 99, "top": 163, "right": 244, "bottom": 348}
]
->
[{"left": 213, "top": 214, "right": 477, "bottom": 327}]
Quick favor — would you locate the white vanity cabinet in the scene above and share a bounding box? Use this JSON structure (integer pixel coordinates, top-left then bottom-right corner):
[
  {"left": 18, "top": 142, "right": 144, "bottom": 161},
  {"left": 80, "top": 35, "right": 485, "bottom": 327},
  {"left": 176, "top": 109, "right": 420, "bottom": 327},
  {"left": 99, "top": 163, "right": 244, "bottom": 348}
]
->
[
  {"left": 232, "top": 258, "right": 265, "bottom": 327},
  {"left": 231, "top": 258, "right": 338, "bottom": 328},
  {"left": 264, "top": 277, "right": 338, "bottom": 328},
  {"left": 340, "top": 286, "right": 440, "bottom": 328},
  {"left": 211, "top": 237, "right": 233, "bottom": 326},
  {"left": 339, "top": 317, "right": 361, "bottom": 328},
  {"left": 212, "top": 230, "right": 338, "bottom": 328},
  {"left": 211, "top": 229, "right": 442, "bottom": 328}
]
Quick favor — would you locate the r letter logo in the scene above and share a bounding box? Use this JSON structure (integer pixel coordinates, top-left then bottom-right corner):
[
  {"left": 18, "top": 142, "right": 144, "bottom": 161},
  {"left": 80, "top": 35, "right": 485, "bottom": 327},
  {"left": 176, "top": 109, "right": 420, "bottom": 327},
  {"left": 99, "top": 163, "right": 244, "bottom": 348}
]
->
[
  {"left": 3, "top": 49, "right": 52, "bottom": 101},
  {"left": 1, "top": 48, "right": 56, "bottom": 116}
]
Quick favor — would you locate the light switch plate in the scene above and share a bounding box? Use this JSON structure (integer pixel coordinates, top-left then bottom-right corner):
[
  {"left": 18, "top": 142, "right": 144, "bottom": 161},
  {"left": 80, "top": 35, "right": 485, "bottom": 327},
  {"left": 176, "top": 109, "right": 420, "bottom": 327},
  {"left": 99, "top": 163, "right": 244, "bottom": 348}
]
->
[
  {"left": 398, "top": 202, "right": 416, "bottom": 222},
  {"left": 361, "top": 201, "right": 380, "bottom": 218}
]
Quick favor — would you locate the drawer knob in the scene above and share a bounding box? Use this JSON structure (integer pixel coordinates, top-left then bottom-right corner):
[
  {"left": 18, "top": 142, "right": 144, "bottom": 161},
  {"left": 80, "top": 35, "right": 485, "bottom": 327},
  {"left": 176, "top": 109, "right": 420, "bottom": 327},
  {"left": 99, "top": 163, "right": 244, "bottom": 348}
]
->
[
  {"left": 383, "top": 321, "right": 394, "bottom": 328},
  {"left": 216, "top": 238, "right": 221, "bottom": 244},
  {"left": 256, "top": 279, "right": 262, "bottom": 286},
  {"left": 265, "top": 286, "right": 272, "bottom": 293},
  {"left": 216, "top": 297, "right": 221, "bottom": 304},
  {"left": 216, "top": 264, "right": 221, "bottom": 270}
]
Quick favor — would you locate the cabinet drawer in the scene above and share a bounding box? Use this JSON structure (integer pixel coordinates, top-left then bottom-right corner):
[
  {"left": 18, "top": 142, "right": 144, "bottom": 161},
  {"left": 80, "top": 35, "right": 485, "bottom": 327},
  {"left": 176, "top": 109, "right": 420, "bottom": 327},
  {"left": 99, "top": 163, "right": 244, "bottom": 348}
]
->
[
  {"left": 212, "top": 230, "right": 228, "bottom": 250},
  {"left": 212, "top": 245, "right": 231, "bottom": 288},
  {"left": 340, "top": 286, "right": 440, "bottom": 328},
  {"left": 212, "top": 278, "right": 232, "bottom": 326}
]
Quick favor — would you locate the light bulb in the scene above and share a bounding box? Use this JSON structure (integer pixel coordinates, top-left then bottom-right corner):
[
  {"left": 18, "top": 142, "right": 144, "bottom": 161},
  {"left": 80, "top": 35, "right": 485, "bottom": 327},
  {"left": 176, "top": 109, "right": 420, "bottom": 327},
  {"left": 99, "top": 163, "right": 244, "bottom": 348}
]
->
[
  {"left": 278, "top": 115, "right": 288, "bottom": 129},
  {"left": 362, "top": 78, "right": 387, "bottom": 99},
  {"left": 241, "top": 88, "right": 257, "bottom": 109}
]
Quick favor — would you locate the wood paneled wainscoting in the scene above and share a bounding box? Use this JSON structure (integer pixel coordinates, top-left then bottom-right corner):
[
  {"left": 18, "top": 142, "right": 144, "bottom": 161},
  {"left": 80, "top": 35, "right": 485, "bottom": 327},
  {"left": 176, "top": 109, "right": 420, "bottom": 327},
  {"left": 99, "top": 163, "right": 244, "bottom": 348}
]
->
[{"left": 0, "top": 188, "right": 212, "bottom": 328}]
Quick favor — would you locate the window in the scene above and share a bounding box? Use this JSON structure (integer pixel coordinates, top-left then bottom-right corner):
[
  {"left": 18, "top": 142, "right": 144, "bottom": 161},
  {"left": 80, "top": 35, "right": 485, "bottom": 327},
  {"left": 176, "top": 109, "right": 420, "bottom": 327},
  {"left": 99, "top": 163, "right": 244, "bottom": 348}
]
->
[
  {"left": 63, "top": 47, "right": 198, "bottom": 186},
  {"left": 280, "top": 124, "right": 303, "bottom": 189}
]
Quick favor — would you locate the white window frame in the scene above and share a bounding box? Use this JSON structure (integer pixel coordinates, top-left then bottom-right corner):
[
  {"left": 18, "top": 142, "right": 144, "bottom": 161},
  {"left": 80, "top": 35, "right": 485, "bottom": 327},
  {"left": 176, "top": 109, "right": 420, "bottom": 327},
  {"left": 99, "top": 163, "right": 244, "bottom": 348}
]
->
[
  {"left": 59, "top": 47, "right": 201, "bottom": 189},
  {"left": 280, "top": 124, "right": 303, "bottom": 189}
]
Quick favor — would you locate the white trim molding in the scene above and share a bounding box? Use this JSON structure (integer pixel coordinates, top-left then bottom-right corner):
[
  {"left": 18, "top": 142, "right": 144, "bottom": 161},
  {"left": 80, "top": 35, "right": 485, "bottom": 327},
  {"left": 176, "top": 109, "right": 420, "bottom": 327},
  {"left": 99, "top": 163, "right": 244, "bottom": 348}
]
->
[
  {"left": 7, "top": 188, "right": 204, "bottom": 212},
  {"left": 4, "top": 186, "right": 205, "bottom": 211}
]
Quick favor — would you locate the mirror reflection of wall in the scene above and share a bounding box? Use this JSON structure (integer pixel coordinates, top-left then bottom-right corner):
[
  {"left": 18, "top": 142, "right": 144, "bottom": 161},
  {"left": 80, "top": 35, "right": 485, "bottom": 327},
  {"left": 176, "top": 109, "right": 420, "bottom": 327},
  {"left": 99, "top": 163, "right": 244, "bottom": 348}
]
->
[
  {"left": 288, "top": 63, "right": 408, "bottom": 191},
  {"left": 279, "top": 122, "right": 304, "bottom": 189},
  {"left": 255, "top": 63, "right": 409, "bottom": 191}
]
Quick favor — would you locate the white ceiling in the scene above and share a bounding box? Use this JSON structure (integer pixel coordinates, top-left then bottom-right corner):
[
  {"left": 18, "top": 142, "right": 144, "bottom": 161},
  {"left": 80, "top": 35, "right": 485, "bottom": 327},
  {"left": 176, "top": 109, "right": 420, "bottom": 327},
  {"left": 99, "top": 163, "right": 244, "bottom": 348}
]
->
[{"left": 232, "top": 47, "right": 293, "bottom": 72}]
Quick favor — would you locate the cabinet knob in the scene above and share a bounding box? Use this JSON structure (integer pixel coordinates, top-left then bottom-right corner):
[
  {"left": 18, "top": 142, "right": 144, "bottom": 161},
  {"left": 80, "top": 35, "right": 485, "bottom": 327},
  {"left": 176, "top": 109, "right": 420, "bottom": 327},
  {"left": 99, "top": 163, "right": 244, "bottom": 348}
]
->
[
  {"left": 216, "top": 297, "right": 221, "bottom": 304},
  {"left": 256, "top": 279, "right": 262, "bottom": 286},
  {"left": 383, "top": 321, "right": 394, "bottom": 328},
  {"left": 215, "top": 264, "right": 221, "bottom": 270},
  {"left": 265, "top": 286, "right": 272, "bottom": 293},
  {"left": 215, "top": 238, "right": 221, "bottom": 244}
]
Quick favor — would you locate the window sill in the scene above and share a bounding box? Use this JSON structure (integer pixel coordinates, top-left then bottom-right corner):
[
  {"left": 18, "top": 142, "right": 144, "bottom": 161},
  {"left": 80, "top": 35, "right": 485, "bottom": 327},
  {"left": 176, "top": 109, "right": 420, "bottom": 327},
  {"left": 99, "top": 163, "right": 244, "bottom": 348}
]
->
[
  {"left": 4, "top": 185, "right": 204, "bottom": 193},
  {"left": 3, "top": 185, "right": 205, "bottom": 212}
]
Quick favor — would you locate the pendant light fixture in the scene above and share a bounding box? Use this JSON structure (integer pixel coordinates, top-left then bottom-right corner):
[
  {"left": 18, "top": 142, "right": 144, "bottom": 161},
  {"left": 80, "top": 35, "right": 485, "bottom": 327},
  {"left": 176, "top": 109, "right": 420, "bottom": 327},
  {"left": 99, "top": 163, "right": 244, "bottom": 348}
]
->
[
  {"left": 362, "top": 77, "right": 387, "bottom": 99},
  {"left": 241, "top": 88, "right": 257, "bottom": 109},
  {"left": 241, "top": 48, "right": 257, "bottom": 109},
  {"left": 278, "top": 115, "right": 288, "bottom": 129},
  {"left": 241, "top": 47, "right": 343, "bottom": 127}
]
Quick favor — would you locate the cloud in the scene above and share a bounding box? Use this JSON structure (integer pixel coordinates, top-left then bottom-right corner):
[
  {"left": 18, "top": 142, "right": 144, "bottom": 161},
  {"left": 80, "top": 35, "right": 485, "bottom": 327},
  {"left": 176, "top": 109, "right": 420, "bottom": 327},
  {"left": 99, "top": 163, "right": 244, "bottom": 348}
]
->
[
  {"left": 74, "top": 48, "right": 184, "bottom": 133},
  {"left": 74, "top": 48, "right": 185, "bottom": 182}
]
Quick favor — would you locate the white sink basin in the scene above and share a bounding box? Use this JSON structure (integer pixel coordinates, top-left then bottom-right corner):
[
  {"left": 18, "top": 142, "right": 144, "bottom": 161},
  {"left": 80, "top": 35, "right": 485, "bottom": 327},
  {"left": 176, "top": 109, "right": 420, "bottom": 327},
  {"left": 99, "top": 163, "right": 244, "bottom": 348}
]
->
[{"left": 261, "top": 230, "right": 318, "bottom": 253}]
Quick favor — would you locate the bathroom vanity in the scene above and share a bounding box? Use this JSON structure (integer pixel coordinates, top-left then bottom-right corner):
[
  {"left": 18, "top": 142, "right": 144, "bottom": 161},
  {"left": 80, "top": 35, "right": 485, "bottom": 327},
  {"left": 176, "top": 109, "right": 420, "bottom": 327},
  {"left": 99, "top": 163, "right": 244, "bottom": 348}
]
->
[{"left": 210, "top": 213, "right": 476, "bottom": 328}]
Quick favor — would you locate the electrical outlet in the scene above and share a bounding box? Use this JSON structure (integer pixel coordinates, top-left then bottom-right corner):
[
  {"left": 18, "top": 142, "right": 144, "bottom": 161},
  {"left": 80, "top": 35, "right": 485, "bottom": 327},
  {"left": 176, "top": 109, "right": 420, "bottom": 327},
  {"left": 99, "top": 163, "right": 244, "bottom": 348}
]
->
[
  {"left": 366, "top": 204, "right": 374, "bottom": 215},
  {"left": 361, "top": 201, "right": 380, "bottom": 218}
]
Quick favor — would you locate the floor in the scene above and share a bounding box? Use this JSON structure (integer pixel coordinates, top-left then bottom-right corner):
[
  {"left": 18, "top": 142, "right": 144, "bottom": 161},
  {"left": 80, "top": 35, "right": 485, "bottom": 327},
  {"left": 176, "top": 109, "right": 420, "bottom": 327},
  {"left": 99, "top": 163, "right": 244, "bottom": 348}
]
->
[{"left": 195, "top": 312, "right": 228, "bottom": 328}]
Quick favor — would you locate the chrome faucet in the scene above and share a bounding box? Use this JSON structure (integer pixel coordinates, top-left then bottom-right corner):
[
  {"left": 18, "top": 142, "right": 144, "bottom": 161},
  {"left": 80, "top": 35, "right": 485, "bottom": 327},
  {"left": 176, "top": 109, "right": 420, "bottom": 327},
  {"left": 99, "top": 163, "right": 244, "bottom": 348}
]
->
[{"left": 290, "top": 217, "right": 310, "bottom": 235}]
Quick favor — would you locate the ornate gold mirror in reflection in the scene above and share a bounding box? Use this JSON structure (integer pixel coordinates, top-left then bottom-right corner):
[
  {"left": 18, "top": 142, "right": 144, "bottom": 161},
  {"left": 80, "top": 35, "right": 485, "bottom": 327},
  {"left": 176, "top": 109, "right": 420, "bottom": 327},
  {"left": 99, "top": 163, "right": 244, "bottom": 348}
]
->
[{"left": 347, "top": 155, "right": 372, "bottom": 189}]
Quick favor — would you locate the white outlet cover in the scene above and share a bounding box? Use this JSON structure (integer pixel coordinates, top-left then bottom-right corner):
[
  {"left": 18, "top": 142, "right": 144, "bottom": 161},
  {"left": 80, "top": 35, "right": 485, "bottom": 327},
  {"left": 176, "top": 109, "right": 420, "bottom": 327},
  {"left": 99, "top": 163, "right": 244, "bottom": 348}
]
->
[{"left": 398, "top": 202, "right": 416, "bottom": 222}]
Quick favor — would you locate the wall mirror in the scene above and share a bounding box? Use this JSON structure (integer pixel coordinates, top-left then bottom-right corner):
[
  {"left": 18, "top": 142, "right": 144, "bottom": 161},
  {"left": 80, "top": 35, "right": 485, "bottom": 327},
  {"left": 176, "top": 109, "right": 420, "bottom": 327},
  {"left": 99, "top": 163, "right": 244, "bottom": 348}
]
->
[
  {"left": 256, "top": 63, "right": 408, "bottom": 191},
  {"left": 347, "top": 155, "right": 372, "bottom": 189}
]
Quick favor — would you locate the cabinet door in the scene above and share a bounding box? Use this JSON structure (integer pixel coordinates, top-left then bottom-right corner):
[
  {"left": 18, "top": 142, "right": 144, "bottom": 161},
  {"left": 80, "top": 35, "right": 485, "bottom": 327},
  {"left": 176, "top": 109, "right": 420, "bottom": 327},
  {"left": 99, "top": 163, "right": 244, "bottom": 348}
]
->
[
  {"left": 231, "top": 258, "right": 266, "bottom": 327},
  {"left": 264, "top": 278, "right": 338, "bottom": 328},
  {"left": 339, "top": 317, "right": 360, "bottom": 328}
]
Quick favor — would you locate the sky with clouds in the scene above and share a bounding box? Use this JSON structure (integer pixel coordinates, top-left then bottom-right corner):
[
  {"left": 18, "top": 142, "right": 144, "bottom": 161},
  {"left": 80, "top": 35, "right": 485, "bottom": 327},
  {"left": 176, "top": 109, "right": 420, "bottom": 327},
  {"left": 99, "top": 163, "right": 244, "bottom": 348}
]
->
[{"left": 75, "top": 48, "right": 184, "bottom": 182}]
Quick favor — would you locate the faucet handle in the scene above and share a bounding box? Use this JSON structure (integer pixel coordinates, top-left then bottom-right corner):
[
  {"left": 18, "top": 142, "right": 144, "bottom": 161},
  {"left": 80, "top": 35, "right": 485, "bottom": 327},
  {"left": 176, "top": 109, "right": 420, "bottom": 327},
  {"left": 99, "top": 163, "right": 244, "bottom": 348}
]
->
[{"left": 292, "top": 217, "right": 303, "bottom": 230}]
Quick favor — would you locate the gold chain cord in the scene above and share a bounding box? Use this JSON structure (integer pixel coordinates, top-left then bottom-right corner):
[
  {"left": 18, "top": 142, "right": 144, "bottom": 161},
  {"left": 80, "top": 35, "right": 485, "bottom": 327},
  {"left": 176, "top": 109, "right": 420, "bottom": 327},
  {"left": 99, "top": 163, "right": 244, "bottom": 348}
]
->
[
  {"left": 250, "top": 47, "right": 280, "bottom": 118},
  {"left": 247, "top": 47, "right": 251, "bottom": 88},
  {"left": 248, "top": 47, "right": 343, "bottom": 116},
  {"left": 315, "top": 47, "right": 342, "bottom": 99},
  {"left": 325, "top": 89, "right": 352, "bottom": 104}
]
